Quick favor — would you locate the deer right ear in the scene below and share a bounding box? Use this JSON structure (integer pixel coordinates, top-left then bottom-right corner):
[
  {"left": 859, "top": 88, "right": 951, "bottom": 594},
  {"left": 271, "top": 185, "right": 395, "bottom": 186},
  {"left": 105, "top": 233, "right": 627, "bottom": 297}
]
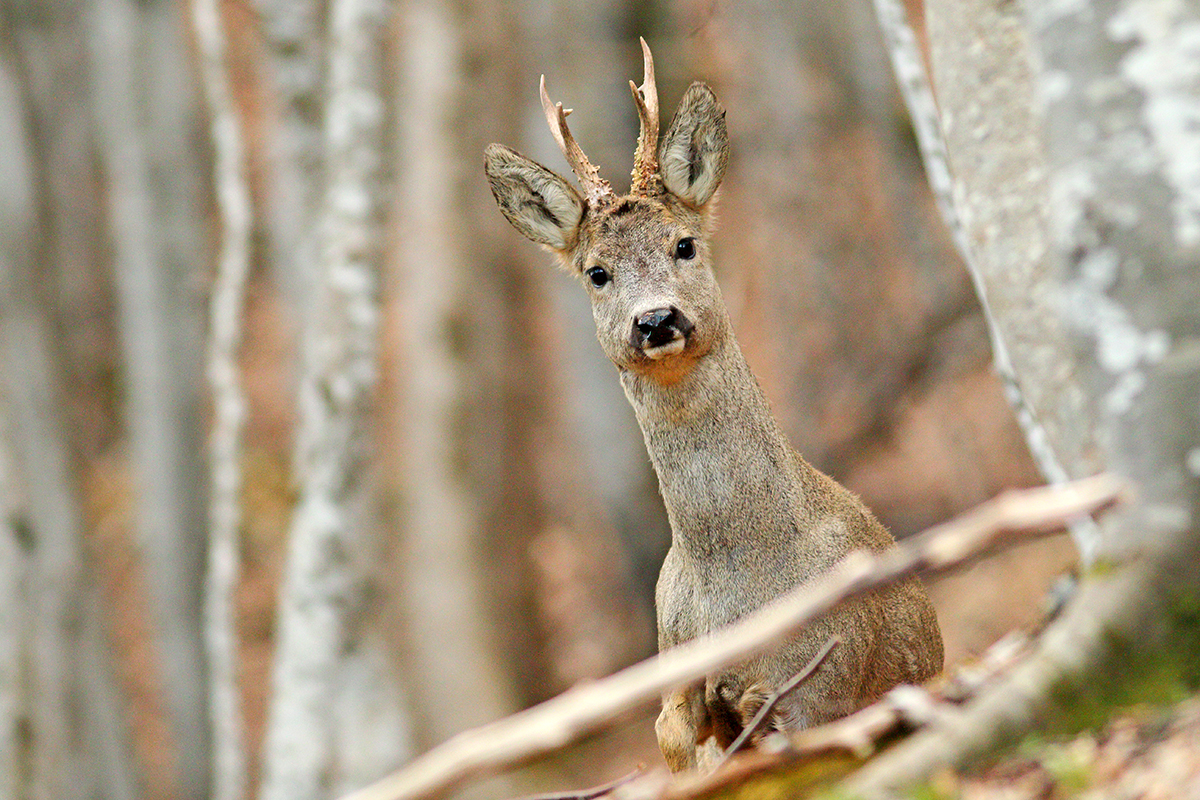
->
[
  {"left": 485, "top": 144, "right": 585, "bottom": 251},
  {"left": 659, "top": 83, "right": 729, "bottom": 209}
]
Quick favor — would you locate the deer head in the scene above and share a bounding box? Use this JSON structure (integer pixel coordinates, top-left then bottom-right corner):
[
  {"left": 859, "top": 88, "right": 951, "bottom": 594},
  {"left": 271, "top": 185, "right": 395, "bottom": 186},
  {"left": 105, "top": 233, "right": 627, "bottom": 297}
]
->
[{"left": 485, "top": 39, "right": 730, "bottom": 382}]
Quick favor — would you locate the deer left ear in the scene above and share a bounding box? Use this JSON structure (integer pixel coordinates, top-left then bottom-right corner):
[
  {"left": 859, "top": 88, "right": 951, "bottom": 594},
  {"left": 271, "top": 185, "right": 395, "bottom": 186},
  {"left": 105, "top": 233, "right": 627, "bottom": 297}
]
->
[
  {"left": 485, "top": 144, "right": 585, "bottom": 251},
  {"left": 659, "top": 82, "right": 729, "bottom": 209}
]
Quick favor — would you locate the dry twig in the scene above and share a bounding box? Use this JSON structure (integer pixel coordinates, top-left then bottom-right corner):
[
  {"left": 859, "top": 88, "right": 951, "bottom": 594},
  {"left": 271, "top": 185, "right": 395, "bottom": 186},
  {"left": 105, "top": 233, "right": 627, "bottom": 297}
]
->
[
  {"left": 338, "top": 475, "right": 1124, "bottom": 800},
  {"left": 714, "top": 636, "right": 841, "bottom": 768}
]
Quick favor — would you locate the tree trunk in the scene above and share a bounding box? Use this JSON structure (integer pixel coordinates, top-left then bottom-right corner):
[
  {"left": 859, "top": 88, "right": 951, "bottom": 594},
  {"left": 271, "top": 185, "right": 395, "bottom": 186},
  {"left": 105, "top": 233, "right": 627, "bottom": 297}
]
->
[
  {"left": 0, "top": 34, "right": 137, "bottom": 800},
  {"left": 192, "top": 0, "right": 255, "bottom": 794},
  {"left": 388, "top": 0, "right": 524, "bottom": 748},
  {"left": 0, "top": 394, "right": 17, "bottom": 800},
  {"left": 250, "top": 0, "right": 326, "bottom": 317},
  {"left": 86, "top": 0, "right": 212, "bottom": 794},
  {"left": 840, "top": 0, "right": 1200, "bottom": 794}
]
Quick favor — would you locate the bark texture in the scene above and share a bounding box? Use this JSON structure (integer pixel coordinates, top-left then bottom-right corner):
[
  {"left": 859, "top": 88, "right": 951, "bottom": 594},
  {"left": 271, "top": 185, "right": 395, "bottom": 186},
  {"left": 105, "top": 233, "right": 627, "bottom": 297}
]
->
[
  {"left": 193, "top": 0, "right": 254, "bottom": 794},
  {"left": 841, "top": 0, "right": 1200, "bottom": 794},
  {"left": 251, "top": 0, "right": 325, "bottom": 316}
]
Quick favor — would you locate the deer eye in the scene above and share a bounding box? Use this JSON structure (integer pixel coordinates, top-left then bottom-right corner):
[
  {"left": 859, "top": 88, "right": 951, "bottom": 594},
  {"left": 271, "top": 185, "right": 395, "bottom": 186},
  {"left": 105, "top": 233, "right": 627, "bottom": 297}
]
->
[
  {"left": 586, "top": 266, "right": 610, "bottom": 287},
  {"left": 674, "top": 237, "right": 696, "bottom": 260}
]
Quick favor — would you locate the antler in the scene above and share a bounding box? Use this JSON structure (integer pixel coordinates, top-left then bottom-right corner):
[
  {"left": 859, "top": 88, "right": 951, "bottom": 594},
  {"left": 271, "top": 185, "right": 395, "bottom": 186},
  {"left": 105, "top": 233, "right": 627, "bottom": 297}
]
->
[
  {"left": 540, "top": 75, "right": 614, "bottom": 207},
  {"left": 629, "top": 37, "right": 661, "bottom": 195}
]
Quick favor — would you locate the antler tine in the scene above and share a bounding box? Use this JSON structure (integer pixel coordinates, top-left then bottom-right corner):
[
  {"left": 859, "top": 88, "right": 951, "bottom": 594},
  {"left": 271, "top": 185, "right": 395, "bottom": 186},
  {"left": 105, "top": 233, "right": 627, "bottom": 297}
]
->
[
  {"left": 539, "top": 74, "right": 614, "bottom": 207},
  {"left": 630, "top": 37, "right": 661, "bottom": 195}
]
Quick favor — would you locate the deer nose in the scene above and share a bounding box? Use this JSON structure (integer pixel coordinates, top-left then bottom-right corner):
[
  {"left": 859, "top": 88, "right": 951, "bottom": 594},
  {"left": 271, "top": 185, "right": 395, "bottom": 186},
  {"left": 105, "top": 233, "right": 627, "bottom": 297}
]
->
[{"left": 632, "top": 306, "right": 694, "bottom": 349}]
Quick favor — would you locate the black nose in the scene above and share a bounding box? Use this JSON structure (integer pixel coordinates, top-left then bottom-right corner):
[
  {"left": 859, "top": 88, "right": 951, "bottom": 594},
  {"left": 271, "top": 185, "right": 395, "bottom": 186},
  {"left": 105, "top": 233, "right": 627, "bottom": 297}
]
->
[{"left": 632, "top": 306, "right": 694, "bottom": 348}]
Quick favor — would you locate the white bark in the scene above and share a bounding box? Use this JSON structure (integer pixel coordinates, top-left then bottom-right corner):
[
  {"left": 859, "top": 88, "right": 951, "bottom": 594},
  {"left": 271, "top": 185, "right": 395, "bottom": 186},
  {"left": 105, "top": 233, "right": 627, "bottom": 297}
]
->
[
  {"left": 259, "top": 0, "right": 396, "bottom": 797},
  {"left": 86, "top": 0, "right": 211, "bottom": 794},
  {"left": 870, "top": 0, "right": 1101, "bottom": 557},
  {"left": 1026, "top": 0, "right": 1200, "bottom": 559},
  {"left": 192, "top": 0, "right": 253, "bottom": 795},
  {"left": 921, "top": 0, "right": 1102, "bottom": 557},
  {"left": 842, "top": 0, "right": 1200, "bottom": 794}
]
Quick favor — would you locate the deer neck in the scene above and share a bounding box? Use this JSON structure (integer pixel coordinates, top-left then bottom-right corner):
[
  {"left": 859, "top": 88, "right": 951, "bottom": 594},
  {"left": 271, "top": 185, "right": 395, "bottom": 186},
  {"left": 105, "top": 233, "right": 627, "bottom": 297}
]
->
[{"left": 619, "top": 327, "right": 806, "bottom": 557}]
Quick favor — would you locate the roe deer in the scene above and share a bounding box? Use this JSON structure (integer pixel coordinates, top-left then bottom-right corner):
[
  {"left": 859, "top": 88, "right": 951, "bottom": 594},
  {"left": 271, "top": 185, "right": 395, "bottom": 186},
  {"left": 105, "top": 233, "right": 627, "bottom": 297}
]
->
[{"left": 484, "top": 40, "right": 943, "bottom": 772}]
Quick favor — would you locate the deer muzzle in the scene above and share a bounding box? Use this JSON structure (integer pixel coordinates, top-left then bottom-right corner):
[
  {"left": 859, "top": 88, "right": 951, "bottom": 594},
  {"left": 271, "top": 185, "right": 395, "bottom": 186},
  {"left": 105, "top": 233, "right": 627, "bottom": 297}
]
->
[{"left": 631, "top": 306, "right": 694, "bottom": 359}]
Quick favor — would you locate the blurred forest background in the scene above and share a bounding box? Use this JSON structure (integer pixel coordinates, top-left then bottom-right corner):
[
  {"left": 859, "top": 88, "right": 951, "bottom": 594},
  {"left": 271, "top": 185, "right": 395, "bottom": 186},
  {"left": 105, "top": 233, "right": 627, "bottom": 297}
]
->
[{"left": 0, "top": 0, "right": 1072, "bottom": 798}]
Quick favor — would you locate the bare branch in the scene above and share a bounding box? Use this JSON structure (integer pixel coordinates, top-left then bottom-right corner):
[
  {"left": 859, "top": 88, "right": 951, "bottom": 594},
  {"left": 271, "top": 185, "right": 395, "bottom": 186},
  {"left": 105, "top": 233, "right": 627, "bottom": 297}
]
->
[
  {"left": 336, "top": 475, "right": 1124, "bottom": 800},
  {"left": 191, "top": 0, "right": 253, "bottom": 794}
]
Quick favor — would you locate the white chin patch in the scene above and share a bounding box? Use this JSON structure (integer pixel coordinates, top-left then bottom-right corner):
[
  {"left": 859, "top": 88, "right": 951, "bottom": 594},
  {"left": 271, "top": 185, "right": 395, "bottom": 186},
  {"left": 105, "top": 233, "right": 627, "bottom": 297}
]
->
[{"left": 642, "top": 338, "right": 687, "bottom": 360}]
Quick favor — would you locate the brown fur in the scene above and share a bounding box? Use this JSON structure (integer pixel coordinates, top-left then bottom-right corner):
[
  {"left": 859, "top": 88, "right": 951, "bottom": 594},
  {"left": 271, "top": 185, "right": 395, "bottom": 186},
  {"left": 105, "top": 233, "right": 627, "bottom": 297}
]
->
[{"left": 485, "top": 56, "right": 942, "bottom": 773}]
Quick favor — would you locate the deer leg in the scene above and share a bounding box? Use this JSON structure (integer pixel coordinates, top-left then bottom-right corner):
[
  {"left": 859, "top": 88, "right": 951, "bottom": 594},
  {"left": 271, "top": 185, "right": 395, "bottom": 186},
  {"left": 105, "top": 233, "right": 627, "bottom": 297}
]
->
[{"left": 655, "top": 688, "right": 710, "bottom": 772}]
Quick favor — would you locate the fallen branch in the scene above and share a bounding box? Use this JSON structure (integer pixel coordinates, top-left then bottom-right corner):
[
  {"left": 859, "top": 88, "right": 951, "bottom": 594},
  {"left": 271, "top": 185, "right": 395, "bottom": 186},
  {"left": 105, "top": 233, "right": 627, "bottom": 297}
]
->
[{"left": 338, "top": 475, "right": 1124, "bottom": 800}]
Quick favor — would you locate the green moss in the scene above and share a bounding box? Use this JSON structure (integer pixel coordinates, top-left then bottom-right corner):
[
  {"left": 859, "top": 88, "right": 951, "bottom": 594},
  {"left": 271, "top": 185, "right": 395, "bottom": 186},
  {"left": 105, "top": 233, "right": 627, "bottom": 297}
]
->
[
  {"left": 1165, "top": 586, "right": 1200, "bottom": 690},
  {"left": 1029, "top": 571, "right": 1200, "bottom": 739},
  {"left": 1038, "top": 743, "right": 1092, "bottom": 795}
]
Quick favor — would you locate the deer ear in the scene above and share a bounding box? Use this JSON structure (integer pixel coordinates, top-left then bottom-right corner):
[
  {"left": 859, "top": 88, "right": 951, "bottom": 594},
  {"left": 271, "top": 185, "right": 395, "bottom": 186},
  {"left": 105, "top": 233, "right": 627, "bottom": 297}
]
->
[
  {"left": 485, "top": 144, "right": 585, "bottom": 251},
  {"left": 659, "top": 83, "right": 729, "bottom": 209}
]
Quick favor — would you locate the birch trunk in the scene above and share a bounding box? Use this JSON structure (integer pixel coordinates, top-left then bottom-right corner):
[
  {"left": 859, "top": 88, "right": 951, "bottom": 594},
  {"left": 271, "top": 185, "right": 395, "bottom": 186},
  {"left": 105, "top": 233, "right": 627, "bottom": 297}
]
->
[
  {"left": 250, "top": 0, "right": 326, "bottom": 316},
  {"left": 260, "top": 1, "right": 402, "bottom": 797},
  {"left": 193, "top": 0, "right": 254, "bottom": 795}
]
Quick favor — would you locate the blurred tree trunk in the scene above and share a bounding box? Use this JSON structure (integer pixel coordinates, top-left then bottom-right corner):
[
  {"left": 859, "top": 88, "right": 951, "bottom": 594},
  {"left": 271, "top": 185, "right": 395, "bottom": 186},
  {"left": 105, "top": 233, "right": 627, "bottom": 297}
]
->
[
  {"left": 192, "top": 0, "right": 254, "bottom": 795},
  {"left": 0, "top": 396, "right": 18, "bottom": 800},
  {"left": 0, "top": 35, "right": 137, "bottom": 800},
  {"left": 251, "top": 0, "right": 325, "bottom": 329},
  {"left": 259, "top": 1, "right": 408, "bottom": 798},
  {"left": 86, "top": 0, "right": 212, "bottom": 795},
  {"left": 389, "top": 0, "right": 526, "bottom": 747},
  {"left": 1, "top": 0, "right": 119, "bottom": 463},
  {"left": 838, "top": 0, "right": 1200, "bottom": 794}
]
